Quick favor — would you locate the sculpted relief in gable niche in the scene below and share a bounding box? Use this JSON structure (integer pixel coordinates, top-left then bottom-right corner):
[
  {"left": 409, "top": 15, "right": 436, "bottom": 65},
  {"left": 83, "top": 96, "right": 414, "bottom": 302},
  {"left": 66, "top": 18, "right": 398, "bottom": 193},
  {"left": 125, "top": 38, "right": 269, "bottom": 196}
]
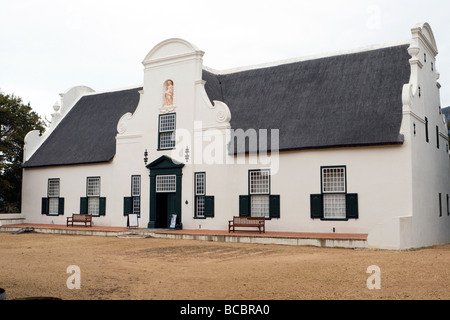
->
[{"left": 161, "top": 79, "right": 175, "bottom": 113}]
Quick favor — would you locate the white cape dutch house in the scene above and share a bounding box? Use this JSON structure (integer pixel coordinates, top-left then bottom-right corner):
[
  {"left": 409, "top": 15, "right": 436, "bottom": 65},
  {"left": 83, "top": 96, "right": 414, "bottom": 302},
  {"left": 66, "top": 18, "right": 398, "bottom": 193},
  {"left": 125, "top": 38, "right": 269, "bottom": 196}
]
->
[{"left": 21, "top": 23, "right": 450, "bottom": 250}]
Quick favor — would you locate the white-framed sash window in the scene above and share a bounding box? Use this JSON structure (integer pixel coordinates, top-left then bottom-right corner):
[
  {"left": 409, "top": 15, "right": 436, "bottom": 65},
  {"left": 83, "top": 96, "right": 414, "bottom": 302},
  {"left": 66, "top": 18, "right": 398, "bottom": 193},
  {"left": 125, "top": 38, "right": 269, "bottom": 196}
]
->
[
  {"left": 195, "top": 172, "right": 206, "bottom": 218},
  {"left": 48, "top": 178, "right": 60, "bottom": 215},
  {"left": 158, "top": 113, "right": 176, "bottom": 149},
  {"left": 249, "top": 169, "right": 270, "bottom": 218},
  {"left": 322, "top": 167, "right": 346, "bottom": 219},
  {"left": 87, "top": 177, "right": 101, "bottom": 216},
  {"left": 132, "top": 175, "right": 141, "bottom": 215}
]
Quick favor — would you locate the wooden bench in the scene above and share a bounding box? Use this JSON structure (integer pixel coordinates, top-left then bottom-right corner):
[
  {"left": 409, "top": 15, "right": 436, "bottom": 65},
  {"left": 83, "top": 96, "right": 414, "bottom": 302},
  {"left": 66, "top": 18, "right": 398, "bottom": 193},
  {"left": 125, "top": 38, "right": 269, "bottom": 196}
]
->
[
  {"left": 228, "top": 216, "right": 265, "bottom": 233},
  {"left": 67, "top": 214, "right": 92, "bottom": 227}
]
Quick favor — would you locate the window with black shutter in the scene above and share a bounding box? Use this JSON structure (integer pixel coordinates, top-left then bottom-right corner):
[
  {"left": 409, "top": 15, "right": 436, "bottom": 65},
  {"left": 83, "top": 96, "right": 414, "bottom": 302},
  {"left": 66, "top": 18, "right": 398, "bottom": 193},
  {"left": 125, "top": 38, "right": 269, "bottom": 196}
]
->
[
  {"left": 194, "top": 172, "right": 214, "bottom": 218},
  {"left": 41, "top": 178, "right": 64, "bottom": 216},
  {"left": 310, "top": 166, "right": 358, "bottom": 220},
  {"left": 239, "top": 170, "right": 280, "bottom": 220},
  {"left": 82, "top": 177, "right": 105, "bottom": 216}
]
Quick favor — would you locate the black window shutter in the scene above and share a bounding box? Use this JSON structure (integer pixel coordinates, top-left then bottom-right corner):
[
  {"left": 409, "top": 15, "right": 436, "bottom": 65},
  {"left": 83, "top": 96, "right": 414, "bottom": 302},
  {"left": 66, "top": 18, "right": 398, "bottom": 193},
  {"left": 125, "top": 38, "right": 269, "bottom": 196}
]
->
[
  {"left": 99, "top": 197, "right": 106, "bottom": 216},
  {"left": 269, "top": 195, "right": 280, "bottom": 219},
  {"left": 123, "top": 197, "right": 133, "bottom": 216},
  {"left": 425, "top": 117, "right": 429, "bottom": 143},
  {"left": 346, "top": 194, "right": 359, "bottom": 219},
  {"left": 204, "top": 196, "right": 215, "bottom": 218},
  {"left": 58, "top": 198, "right": 65, "bottom": 215},
  {"left": 41, "top": 198, "right": 49, "bottom": 215},
  {"left": 310, "top": 194, "right": 323, "bottom": 219},
  {"left": 239, "top": 195, "right": 250, "bottom": 217},
  {"left": 80, "top": 197, "right": 88, "bottom": 214}
]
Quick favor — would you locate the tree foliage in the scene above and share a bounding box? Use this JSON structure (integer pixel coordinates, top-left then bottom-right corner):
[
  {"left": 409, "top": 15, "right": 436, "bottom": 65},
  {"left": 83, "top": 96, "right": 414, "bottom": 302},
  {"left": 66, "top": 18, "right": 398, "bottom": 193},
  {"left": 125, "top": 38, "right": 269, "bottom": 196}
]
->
[{"left": 0, "top": 91, "right": 46, "bottom": 212}]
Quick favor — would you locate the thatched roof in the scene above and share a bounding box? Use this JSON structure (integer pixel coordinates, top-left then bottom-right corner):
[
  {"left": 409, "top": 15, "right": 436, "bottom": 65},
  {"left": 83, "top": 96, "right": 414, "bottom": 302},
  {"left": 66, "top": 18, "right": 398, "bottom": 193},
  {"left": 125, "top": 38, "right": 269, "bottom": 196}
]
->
[
  {"left": 23, "top": 87, "right": 142, "bottom": 168},
  {"left": 23, "top": 44, "right": 411, "bottom": 168},
  {"left": 203, "top": 44, "right": 411, "bottom": 153}
]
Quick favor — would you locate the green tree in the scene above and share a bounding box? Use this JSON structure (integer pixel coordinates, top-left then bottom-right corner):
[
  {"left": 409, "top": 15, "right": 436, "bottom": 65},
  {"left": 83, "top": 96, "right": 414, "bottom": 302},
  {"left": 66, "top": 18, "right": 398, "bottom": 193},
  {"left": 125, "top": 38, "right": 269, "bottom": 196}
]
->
[{"left": 0, "top": 91, "right": 45, "bottom": 212}]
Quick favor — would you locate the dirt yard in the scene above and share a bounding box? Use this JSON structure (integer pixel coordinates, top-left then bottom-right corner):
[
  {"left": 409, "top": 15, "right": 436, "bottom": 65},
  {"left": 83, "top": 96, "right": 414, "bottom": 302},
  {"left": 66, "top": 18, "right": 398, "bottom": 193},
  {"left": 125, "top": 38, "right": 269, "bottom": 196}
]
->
[{"left": 0, "top": 231, "right": 449, "bottom": 300}]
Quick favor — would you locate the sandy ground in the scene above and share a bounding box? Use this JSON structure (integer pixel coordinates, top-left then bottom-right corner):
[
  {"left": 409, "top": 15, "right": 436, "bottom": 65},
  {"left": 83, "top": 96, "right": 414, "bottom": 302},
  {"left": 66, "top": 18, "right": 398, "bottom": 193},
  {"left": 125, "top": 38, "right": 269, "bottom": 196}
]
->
[{"left": 0, "top": 231, "right": 449, "bottom": 300}]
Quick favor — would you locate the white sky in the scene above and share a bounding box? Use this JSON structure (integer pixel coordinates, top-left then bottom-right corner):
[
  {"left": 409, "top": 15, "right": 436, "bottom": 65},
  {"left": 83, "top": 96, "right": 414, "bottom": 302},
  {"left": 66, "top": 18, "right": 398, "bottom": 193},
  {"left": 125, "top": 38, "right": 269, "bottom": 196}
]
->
[{"left": 1, "top": 0, "right": 449, "bottom": 120}]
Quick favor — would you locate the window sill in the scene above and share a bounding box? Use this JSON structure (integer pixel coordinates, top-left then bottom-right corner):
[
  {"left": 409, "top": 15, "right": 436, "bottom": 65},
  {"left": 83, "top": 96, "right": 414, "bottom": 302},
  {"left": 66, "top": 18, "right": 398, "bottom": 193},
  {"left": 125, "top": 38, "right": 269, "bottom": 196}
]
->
[
  {"left": 157, "top": 148, "right": 175, "bottom": 151},
  {"left": 45, "top": 213, "right": 61, "bottom": 217}
]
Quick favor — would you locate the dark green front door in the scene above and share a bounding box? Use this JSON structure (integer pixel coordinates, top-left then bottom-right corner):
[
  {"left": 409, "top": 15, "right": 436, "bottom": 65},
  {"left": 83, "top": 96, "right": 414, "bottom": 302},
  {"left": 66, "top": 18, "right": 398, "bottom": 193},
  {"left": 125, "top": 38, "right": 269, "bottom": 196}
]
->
[
  {"left": 147, "top": 155, "right": 184, "bottom": 229},
  {"left": 155, "top": 193, "right": 177, "bottom": 228}
]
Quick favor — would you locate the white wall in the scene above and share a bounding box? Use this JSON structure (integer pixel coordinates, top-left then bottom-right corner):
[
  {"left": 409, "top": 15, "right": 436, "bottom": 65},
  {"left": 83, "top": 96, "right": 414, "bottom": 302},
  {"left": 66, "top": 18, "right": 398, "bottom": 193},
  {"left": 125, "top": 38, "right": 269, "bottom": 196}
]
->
[
  {"left": 22, "top": 162, "right": 137, "bottom": 227},
  {"left": 403, "top": 23, "right": 450, "bottom": 249},
  {"left": 21, "top": 28, "right": 450, "bottom": 250},
  {"left": 183, "top": 145, "right": 413, "bottom": 247}
]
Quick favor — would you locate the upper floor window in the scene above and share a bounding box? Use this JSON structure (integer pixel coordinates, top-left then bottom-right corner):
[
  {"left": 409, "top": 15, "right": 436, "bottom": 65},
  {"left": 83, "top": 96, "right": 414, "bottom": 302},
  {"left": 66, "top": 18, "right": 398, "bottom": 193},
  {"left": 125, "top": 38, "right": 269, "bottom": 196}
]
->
[{"left": 158, "top": 113, "right": 176, "bottom": 150}]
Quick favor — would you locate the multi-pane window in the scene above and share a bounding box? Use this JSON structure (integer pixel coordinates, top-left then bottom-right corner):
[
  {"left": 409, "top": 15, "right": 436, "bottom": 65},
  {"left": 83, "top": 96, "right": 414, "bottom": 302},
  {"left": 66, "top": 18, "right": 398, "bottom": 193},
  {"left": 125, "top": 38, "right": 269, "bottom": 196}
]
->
[
  {"left": 159, "top": 113, "right": 176, "bottom": 149},
  {"left": 322, "top": 167, "right": 346, "bottom": 193},
  {"left": 48, "top": 179, "right": 60, "bottom": 215},
  {"left": 323, "top": 194, "right": 346, "bottom": 219},
  {"left": 87, "top": 177, "right": 101, "bottom": 216},
  {"left": 194, "top": 172, "right": 215, "bottom": 218},
  {"left": 322, "top": 167, "right": 346, "bottom": 219},
  {"left": 42, "top": 178, "right": 64, "bottom": 216},
  {"left": 249, "top": 169, "right": 270, "bottom": 218},
  {"left": 239, "top": 169, "right": 280, "bottom": 219},
  {"left": 87, "top": 177, "right": 100, "bottom": 197},
  {"left": 132, "top": 175, "right": 141, "bottom": 216},
  {"left": 311, "top": 166, "right": 358, "bottom": 220},
  {"left": 251, "top": 195, "right": 270, "bottom": 218},
  {"left": 156, "top": 175, "right": 176, "bottom": 193},
  {"left": 48, "top": 179, "right": 60, "bottom": 197},
  {"left": 195, "top": 173, "right": 206, "bottom": 217},
  {"left": 123, "top": 175, "right": 141, "bottom": 217},
  {"left": 249, "top": 170, "right": 270, "bottom": 194}
]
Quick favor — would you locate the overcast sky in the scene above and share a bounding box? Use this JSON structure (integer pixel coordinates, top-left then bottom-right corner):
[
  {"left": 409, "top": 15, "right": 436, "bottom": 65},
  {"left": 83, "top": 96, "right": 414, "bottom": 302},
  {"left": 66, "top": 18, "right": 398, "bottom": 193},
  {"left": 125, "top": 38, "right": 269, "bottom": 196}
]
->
[{"left": 1, "top": 0, "right": 449, "bottom": 120}]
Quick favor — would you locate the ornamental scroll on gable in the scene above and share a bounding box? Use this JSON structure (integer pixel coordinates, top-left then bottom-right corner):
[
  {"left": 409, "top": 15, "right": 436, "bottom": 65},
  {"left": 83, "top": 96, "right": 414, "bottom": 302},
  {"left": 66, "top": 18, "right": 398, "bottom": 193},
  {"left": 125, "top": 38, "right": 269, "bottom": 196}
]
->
[{"left": 160, "top": 79, "right": 176, "bottom": 113}]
